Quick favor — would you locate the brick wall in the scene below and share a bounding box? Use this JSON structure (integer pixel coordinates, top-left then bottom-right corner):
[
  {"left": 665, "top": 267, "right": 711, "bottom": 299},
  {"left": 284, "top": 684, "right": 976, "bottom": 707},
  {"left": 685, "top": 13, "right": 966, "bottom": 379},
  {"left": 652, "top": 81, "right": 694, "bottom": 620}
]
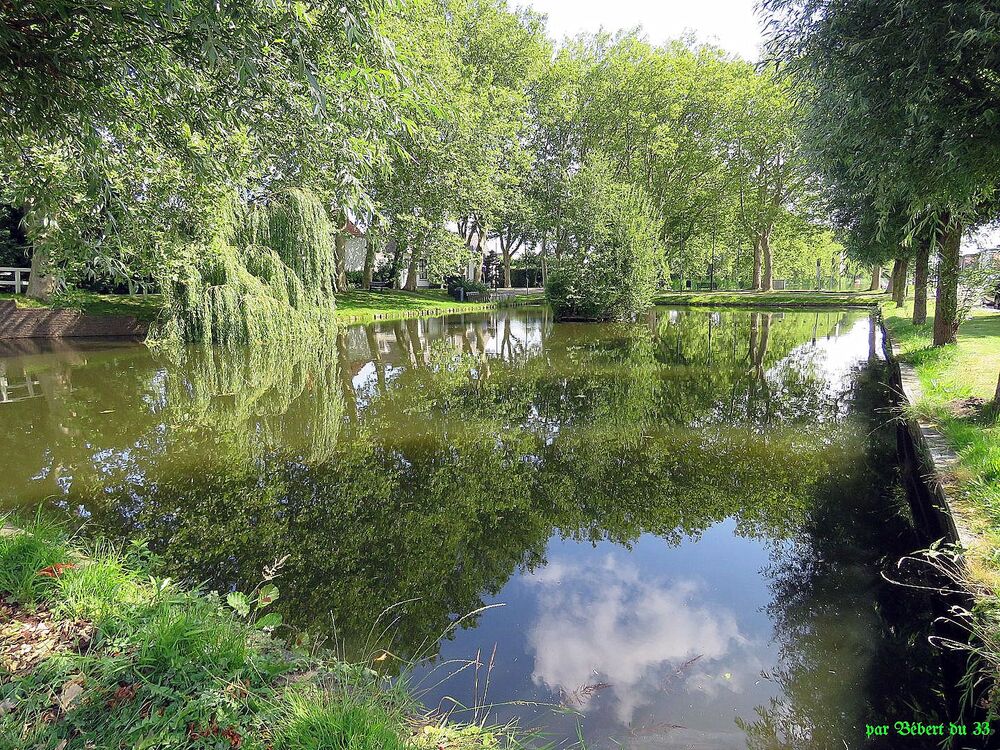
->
[{"left": 0, "top": 300, "right": 148, "bottom": 339}]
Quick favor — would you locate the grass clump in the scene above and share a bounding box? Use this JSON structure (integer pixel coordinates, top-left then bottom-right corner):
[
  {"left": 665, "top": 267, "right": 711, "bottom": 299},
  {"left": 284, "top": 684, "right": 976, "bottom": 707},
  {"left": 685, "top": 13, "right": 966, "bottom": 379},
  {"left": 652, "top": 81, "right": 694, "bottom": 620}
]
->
[{"left": 0, "top": 516, "right": 516, "bottom": 750}]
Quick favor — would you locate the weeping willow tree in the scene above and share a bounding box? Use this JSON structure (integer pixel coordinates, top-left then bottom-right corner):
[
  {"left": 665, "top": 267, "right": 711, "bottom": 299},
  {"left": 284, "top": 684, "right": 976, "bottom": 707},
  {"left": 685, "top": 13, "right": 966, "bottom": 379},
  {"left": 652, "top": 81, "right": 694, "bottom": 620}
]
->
[{"left": 153, "top": 189, "right": 338, "bottom": 345}]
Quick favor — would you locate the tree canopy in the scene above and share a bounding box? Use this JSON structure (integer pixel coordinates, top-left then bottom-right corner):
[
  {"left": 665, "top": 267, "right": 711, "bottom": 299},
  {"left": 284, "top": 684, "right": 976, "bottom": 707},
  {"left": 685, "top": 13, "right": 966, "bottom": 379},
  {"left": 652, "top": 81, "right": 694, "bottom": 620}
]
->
[{"left": 3, "top": 0, "right": 862, "bottom": 332}]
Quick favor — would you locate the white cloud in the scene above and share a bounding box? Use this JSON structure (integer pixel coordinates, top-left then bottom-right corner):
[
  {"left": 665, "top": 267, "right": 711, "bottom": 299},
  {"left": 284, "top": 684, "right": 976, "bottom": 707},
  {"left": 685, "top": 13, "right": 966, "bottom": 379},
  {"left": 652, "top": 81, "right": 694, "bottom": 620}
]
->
[{"left": 525, "top": 553, "right": 747, "bottom": 724}]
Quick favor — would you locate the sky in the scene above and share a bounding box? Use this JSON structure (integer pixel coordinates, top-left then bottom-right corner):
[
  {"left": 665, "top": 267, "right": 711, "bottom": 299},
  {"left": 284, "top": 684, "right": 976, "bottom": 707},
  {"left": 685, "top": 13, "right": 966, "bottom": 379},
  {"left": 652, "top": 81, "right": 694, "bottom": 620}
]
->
[{"left": 520, "top": 0, "right": 766, "bottom": 61}]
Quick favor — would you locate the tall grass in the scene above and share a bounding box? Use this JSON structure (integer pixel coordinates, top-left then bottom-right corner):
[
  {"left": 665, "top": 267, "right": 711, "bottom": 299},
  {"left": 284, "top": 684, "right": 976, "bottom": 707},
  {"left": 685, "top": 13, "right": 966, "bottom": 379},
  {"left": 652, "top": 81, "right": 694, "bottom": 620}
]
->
[{"left": 0, "top": 516, "right": 531, "bottom": 750}]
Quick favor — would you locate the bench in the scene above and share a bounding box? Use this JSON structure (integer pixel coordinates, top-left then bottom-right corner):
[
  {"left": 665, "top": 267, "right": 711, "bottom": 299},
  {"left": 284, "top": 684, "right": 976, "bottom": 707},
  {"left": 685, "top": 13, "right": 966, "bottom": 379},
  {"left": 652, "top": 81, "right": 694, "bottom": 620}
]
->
[{"left": 368, "top": 281, "right": 391, "bottom": 291}]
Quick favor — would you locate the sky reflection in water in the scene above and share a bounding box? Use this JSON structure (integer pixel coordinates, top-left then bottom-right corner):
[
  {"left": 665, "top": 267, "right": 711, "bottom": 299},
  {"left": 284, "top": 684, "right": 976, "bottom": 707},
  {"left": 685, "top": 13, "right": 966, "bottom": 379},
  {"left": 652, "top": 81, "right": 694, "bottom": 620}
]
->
[{"left": 0, "top": 308, "right": 947, "bottom": 748}]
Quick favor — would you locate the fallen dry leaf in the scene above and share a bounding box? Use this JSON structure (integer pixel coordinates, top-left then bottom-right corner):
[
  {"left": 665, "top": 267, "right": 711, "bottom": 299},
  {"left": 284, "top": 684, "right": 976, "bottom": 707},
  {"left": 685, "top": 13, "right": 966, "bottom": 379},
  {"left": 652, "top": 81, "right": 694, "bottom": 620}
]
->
[{"left": 58, "top": 677, "right": 85, "bottom": 712}]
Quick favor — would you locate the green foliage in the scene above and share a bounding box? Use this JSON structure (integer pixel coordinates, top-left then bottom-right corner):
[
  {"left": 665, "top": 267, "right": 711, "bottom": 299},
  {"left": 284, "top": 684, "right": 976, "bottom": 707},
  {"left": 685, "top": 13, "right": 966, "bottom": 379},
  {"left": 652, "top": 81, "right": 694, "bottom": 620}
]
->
[
  {"left": 274, "top": 689, "right": 411, "bottom": 750},
  {"left": 154, "top": 189, "right": 338, "bottom": 345},
  {"left": 0, "top": 516, "right": 531, "bottom": 750},
  {"left": 1, "top": 0, "right": 398, "bottom": 302},
  {"left": 445, "top": 276, "right": 489, "bottom": 299},
  {"left": 545, "top": 157, "right": 660, "bottom": 320}
]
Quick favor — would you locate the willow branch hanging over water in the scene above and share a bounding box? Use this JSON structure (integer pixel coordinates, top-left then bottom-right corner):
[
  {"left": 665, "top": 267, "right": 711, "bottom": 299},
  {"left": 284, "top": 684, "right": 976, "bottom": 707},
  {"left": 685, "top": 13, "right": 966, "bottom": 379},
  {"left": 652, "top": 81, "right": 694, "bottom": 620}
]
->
[{"left": 152, "top": 189, "right": 338, "bottom": 346}]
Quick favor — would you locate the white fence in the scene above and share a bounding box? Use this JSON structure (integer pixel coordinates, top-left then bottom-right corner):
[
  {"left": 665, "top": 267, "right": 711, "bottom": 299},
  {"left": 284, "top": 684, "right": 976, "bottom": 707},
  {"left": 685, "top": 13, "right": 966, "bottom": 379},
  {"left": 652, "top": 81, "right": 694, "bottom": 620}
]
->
[{"left": 0, "top": 267, "right": 30, "bottom": 294}]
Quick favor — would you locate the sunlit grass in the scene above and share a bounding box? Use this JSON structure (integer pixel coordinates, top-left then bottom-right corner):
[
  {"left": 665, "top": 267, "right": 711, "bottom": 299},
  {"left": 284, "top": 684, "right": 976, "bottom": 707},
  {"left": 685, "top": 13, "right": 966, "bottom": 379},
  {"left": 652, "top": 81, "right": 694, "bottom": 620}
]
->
[
  {"left": 0, "top": 515, "right": 534, "bottom": 750},
  {"left": 653, "top": 289, "right": 885, "bottom": 308},
  {"left": 334, "top": 289, "right": 541, "bottom": 322}
]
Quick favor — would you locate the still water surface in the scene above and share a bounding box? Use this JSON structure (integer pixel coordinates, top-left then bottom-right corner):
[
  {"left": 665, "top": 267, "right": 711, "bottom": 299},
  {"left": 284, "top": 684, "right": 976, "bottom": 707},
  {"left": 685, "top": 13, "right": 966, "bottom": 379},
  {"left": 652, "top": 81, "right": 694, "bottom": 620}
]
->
[{"left": 0, "top": 308, "right": 950, "bottom": 747}]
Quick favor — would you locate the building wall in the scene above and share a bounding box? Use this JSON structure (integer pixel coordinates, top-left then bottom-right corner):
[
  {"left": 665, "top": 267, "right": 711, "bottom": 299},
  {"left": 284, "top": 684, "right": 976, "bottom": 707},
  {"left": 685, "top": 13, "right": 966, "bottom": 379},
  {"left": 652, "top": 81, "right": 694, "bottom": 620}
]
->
[{"left": 345, "top": 237, "right": 368, "bottom": 272}]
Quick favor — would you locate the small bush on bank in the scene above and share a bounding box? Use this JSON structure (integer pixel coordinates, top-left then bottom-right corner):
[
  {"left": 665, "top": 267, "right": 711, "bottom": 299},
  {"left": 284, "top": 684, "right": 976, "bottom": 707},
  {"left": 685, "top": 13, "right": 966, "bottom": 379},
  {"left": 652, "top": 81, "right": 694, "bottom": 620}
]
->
[
  {"left": 445, "top": 276, "right": 489, "bottom": 300},
  {"left": 545, "top": 154, "right": 661, "bottom": 322},
  {"left": 0, "top": 516, "right": 519, "bottom": 750}
]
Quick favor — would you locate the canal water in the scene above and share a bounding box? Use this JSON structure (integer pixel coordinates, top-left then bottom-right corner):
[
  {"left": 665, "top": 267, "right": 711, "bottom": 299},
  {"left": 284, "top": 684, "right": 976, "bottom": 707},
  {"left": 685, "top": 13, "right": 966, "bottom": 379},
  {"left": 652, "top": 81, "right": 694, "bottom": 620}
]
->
[{"left": 0, "top": 308, "right": 954, "bottom": 747}]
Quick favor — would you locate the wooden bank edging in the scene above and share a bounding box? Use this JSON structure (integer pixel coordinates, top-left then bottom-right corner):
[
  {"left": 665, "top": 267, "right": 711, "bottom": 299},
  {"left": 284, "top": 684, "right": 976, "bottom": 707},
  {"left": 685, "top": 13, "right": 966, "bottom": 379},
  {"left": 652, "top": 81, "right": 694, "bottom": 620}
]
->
[{"left": 878, "top": 313, "right": 975, "bottom": 552}]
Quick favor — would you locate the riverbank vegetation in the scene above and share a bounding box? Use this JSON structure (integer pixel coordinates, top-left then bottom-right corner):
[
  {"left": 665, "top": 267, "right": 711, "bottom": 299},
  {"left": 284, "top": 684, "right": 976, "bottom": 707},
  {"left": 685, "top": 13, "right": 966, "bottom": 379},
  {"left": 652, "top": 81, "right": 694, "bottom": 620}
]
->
[
  {"left": 2, "top": 0, "right": 865, "bottom": 331},
  {"left": 0, "top": 516, "right": 518, "bottom": 750},
  {"left": 882, "top": 304, "right": 1000, "bottom": 704}
]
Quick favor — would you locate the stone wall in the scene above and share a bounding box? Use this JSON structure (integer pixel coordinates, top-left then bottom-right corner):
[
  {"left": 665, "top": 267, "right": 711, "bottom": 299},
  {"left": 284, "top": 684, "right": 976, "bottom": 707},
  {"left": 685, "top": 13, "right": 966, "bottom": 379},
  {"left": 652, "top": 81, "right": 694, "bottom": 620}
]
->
[{"left": 0, "top": 300, "right": 148, "bottom": 339}]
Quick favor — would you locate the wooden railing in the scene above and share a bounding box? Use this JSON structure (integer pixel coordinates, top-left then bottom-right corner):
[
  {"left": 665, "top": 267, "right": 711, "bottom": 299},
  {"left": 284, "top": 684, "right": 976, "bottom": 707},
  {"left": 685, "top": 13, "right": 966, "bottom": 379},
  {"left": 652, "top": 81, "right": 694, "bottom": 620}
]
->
[
  {"left": 0, "top": 363, "right": 42, "bottom": 404},
  {"left": 0, "top": 267, "right": 30, "bottom": 294}
]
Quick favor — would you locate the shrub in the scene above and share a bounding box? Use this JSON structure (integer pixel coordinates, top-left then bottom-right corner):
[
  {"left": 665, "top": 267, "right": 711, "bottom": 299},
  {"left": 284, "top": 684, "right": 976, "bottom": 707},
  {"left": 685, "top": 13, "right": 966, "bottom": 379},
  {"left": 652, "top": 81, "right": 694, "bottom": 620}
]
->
[
  {"left": 444, "top": 275, "right": 488, "bottom": 300},
  {"left": 545, "top": 155, "right": 661, "bottom": 321}
]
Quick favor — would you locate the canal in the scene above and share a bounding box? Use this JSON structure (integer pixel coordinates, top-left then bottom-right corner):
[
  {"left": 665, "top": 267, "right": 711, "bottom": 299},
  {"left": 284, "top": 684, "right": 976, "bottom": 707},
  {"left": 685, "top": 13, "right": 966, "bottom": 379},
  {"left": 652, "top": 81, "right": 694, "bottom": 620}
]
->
[{"left": 0, "top": 307, "right": 951, "bottom": 748}]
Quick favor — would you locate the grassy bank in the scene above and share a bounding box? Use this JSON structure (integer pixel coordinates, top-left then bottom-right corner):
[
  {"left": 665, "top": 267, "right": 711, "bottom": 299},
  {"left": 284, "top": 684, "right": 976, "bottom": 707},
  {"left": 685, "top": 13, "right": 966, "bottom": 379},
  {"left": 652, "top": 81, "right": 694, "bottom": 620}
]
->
[
  {"left": 0, "top": 517, "right": 519, "bottom": 750},
  {"left": 882, "top": 304, "right": 1000, "bottom": 580},
  {"left": 653, "top": 289, "right": 884, "bottom": 308},
  {"left": 1, "top": 291, "right": 164, "bottom": 322},
  {"left": 334, "top": 289, "right": 540, "bottom": 323},
  {"left": 881, "top": 303, "right": 1000, "bottom": 711},
  {"left": 3, "top": 289, "right": 542, "bottom": 330}
]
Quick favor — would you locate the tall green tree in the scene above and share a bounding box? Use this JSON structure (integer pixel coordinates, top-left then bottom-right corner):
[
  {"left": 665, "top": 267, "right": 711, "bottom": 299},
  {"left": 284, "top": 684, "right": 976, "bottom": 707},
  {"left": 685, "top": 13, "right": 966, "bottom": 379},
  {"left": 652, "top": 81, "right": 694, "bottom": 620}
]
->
[
  {"left": 764, "top": 0, "right": 1000, "bottom": 344},
  {"left": 1, "top": 1, "right": 396, "bottom": 302}
]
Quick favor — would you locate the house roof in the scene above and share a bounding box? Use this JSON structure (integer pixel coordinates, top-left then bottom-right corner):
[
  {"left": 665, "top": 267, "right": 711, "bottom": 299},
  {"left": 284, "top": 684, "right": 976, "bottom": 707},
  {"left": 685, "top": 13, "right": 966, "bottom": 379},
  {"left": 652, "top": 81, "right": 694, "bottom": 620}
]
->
[{"left": 344, "top": 219, "right": 364, "bottom": 237}]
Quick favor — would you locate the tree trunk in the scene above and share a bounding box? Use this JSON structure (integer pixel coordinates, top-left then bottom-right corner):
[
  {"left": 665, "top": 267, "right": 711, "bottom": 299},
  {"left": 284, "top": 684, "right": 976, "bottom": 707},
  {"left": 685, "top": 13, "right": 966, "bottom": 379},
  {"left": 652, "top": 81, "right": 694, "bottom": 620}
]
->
[
  {"left": 362, "top": 238, "right": 377, "bottom": 290},
  {"left": 472, "top": 224, "right": 486, "bottom": 284},
  {"left": 26, "top": 246, "right": 57, "bottom": 301},
  {"left": 869, "top": 265, "right": 882, "bottom": 292},
  {"left": 913, "top": 234, "right": 930, "bottom": 325},
  {"left": 761, "top": 229, "right": 773, "bottom": 292},
  {"left": 933, "top": 216, "right": 962, "bottom": 346},
  {"left": 752, "top": 236, "right": 762, "bottom": 291},
  {"left": 334, "top": 232, "right": 349, "bottom": 292},
  {"left": 403, "top": 249, "right": 418, "bottom": 291},
  {"left": 540, "top": 234, "right": 548, "bottom": 286},
  {"left": 885, "top": 260, "right": 897, "bottom": 296},
  {"left": 892, "top": 257, "right": 909, "bottom": 307},
  {"left": 502, "top": 244, "right": 512, "bottom": 288},
  {"left": 389, "top": 241, "right": 404, "bottom": 288}
]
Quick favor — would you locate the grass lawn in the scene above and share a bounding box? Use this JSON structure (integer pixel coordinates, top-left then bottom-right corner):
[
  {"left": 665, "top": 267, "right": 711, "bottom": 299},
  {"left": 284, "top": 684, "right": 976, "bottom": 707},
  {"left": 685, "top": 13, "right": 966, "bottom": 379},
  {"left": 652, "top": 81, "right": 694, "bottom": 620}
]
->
[
  {"left": 334, "top": 288, "right": 538, "bottom": 322},
  {"left": 0, "top": 516, "right": 518, "bottom": 750},
  {"left": 653, "top": 289, "right": 885, "bottom": 308},
  {"left": 1, "top": 290, "right": 164, "bottom": 323},
  {"left": 2, "top": 288, "right": 544, "bottom": 328}
]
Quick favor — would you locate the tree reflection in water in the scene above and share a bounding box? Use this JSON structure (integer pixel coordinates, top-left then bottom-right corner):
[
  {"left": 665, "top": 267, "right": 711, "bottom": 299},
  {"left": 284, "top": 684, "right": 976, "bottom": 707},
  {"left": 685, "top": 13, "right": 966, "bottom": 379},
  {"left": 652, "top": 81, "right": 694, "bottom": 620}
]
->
[{"left": 0, "top": 308, "right": 949, "bottom": 747}]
